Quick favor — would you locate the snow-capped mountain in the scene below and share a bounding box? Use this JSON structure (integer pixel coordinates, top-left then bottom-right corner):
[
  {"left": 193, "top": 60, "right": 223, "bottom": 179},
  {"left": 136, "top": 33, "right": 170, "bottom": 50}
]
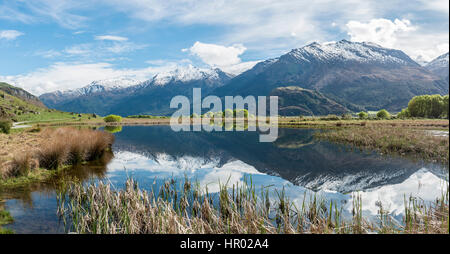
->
[
  {"left": 39, "top": 66, "right": 233, "bottom": 115},
  {"left": 69, "top": 78, "right": 141, "bottom": 95},
  {"left": 142, "top": 65, "right": 233, "bottom": 87},
  {"left": 39, "top": 40, "right": 448, "bottom": 115},
  {"left": 39, "top": 77, "right": 142, "bottom": 108},
  {"left": 215, "top": 40, "right": 447, "bottom": 112},
  {"left": 425, "top": 52, "right": 449, "bottom": 81},
  {"left": 286, "top": 40, "right": 417, "bottom": 66}
]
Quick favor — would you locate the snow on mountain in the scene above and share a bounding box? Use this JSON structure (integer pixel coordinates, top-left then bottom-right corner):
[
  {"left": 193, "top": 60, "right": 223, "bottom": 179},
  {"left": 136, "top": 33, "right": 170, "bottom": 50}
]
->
[
  {"left": 62, "top": 77, "right": 142, "bottom": 96},
  {"left": 285, "top": 40, "right": 417, "bottom": 65},
  {"left": 143, "top": 65, "right": 233, "bottom": 87},
  {"left": 426, "top": 52, "right": 449, "bottom": 68},
  {"left": 41, "top": 66, "right": 231, "bottom": 100},
  {"left": 425, "top": 52, "right": 449, "bottom": 80}
]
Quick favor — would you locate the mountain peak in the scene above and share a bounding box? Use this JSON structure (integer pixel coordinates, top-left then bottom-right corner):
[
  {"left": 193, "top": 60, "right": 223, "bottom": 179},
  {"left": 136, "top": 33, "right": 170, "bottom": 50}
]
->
[
  {"left": 286, "top": 40, "right": 416, "bottom": 66},
  {"left": 150, "top": 65, "right": 229, "bottom": 86},
  {"left": 426, "top": 52, "right": 449, "bottom": 68},
  {"left": 425, "top": 52, "right": 449, "bottom": 80}
]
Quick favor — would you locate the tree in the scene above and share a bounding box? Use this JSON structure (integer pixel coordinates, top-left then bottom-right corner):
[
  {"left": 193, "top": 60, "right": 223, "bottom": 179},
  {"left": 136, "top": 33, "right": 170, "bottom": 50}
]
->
[
  {"left": 341, "top": 113, "right": 352, "bottom": 120},
  {"left": 0, "top": 119, "right": 12, "bottom": 134},
  {"left": 235, "top": 109, "right": 249, "bottom": 118},
  {"left": 407, "top": 94, "right": 448, "bottom": 118},
  {"left": 103, "top": 114, "right": 122, "bottom": 122},
  {"left": 376, "top": 109, "right": 390, "bottom": 119},
  {"left": 358, "top": 111, "right": 368, "bottom": 119},
  {"left": 442, "top": 95, "right": 449, "bottom": 118},
  {"left": 224, "top": 109, "right": 233, "bottom": 118},
  {"left": 397, "top": 108, "right": 410, "bottom": 118}
]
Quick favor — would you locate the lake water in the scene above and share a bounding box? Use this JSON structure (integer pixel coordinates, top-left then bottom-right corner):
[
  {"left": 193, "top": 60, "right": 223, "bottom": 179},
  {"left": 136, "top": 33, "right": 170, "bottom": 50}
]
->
[{"left": 1, "top": 126, "right": 448, "bottom": 233}]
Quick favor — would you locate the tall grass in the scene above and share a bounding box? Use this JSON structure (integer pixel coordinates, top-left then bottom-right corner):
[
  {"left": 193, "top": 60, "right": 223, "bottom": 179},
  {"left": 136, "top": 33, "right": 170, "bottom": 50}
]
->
[
  {"left": 38, "top": 127, "right": 114, "bottom": 169},
  {"left": 1, "top": 127, "right": 114, "bottom": 180},
  {"left": 56, "top": 177, "right": 448, "bottom": 234},
  {"left": 315, "top": 125, "right": 449, "bottom": 165}
]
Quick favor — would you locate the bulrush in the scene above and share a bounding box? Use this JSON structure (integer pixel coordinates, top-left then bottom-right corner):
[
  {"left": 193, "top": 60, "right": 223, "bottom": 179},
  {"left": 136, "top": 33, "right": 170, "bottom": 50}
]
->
[{"left": 56, "top": 177, "right": 449, "bottom": 234}]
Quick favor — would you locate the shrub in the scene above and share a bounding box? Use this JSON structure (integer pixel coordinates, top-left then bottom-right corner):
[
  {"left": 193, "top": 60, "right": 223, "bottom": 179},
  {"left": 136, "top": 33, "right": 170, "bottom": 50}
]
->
[
  {"left": 213, "top": 112, "right": 223, "bottom": 118},
  {"left": 0, "top": 119, "right": 12, "bottom": 134},
  {"left": 358, "top": 111, "right": 368, "bottom": 119},
  {"left": 341, "top": 113, "right": 352, "bottom": 120},
  {"left": 232, "top": 109, "right": 249, "bottom": 118},
  {"left": 103, "top": 115, "right": 122, "bottom": 123},
  {"left": 397, "top": 108, "right": 410, "bottom": 119},
  {"left": 376, "top": 109, "right": 390, "bottom": 119},
  {"left": 320, "top": 114, "right": 340, "bottom": 121},
  {"left": 223, "top": 109, "right": 233, "bottom": 118}
]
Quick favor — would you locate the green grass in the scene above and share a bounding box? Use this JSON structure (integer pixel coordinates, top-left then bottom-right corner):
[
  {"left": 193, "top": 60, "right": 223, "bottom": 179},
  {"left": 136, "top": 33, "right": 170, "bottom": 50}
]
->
[
  {"left": 0, "top": 207, "right": 14, "bottom": 234},
  {"left": 0, "top": 90, "right": 92, "bottom": 124},
  {"left": 0, "top": 167, "right": 66, "bottom": 189}
]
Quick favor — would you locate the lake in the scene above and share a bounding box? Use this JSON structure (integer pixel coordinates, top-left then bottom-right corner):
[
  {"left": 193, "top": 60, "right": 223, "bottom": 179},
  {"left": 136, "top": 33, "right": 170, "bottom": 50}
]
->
[{"left": 1, "top": 125, "right": 448, "bottom": 233}]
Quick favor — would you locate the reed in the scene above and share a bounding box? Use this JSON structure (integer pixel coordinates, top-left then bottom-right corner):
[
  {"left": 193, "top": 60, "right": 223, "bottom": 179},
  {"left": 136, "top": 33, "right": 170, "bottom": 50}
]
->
[{"left": 56, "top": 177, "right": 449, "bottom": 234}]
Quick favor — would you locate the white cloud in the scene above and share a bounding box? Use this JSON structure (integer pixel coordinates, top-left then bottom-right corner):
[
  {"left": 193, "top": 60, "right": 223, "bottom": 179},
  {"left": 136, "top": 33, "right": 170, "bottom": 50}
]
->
[
  {"left": 346, "top": 18, "right": 449, "bottom": 62},
  {"left": 187, "top": 42, "right": 246, "bottom": 66},
  {"left": 346, "top": 18, "right": 416, "bottom": 48},
  {"left": 1, "top": 1, "right": 448, "bottom": 61},
  {"left": 419, "top": 0, "right": 449, "bottom": 13},
  {"left": 0, "top": 62, "right": 182, "bottom": 95},
  {"left": 105, "top": 42, "right": 148, "bottom": 54},
  {"left": 34, "top": 49, "right": 62, "bottom": 58},
  {"left": 95, "top": 35, "right": 129, "bottom": 41},
  {"left": 185, "top": 41, "right": 260, "bottom": 74},
  {"left": 0, "top": 30, "right": 24, "bottom": 40},
  {"left": 64, "top": 44, "right": 92, "bottom": 55}
]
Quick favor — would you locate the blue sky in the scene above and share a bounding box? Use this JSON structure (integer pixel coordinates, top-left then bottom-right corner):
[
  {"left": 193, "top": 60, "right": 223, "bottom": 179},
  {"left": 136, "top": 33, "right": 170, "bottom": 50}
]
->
[{"left": 0, "top": 0, "right": 449, "bottom": 95}]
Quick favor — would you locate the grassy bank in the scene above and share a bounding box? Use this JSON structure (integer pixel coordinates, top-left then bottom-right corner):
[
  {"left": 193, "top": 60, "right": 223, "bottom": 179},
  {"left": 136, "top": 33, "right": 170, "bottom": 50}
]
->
[
  {"left": 57, "top": 177, "right": 449, "bottom": 234},
  {"left": 0, "top": 204, "right": 14, "bottom": 234},
  {"left": 0, "top": 127, "right": 114, "bottom": 189},
  {"left": 278, "top": 118, "right": 449, "bottom": 130},
  {"left": 314, "top": 125, "right": 449, "bottom": 165}
]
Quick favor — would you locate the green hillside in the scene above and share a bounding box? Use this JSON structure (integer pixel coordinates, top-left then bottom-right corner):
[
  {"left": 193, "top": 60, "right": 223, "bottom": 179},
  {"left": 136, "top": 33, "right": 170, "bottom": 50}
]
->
[{"left": 0, "top": 82, "right": 92, "bottom": 123}]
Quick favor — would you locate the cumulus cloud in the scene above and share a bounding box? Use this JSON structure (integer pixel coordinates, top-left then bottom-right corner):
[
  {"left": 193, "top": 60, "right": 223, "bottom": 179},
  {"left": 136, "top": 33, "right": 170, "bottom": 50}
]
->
[
  {"left": 346, "top": 19, "right": 416, "bottom": 48},
  {"left": 0, "top": 62, "right": 178, "bottom": 95},
  {"left": 0, "top": 30, "right": 24, "bottom": 40},
  {"left": 346, "top": 18, "right": 449, "bottom": 62},
  {"left": 184, "top": 41, "right": 260, "bottom": 74}
]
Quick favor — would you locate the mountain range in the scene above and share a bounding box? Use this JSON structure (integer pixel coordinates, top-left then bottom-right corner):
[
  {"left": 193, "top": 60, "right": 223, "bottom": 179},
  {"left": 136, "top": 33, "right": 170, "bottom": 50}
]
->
[
  {"left": 34, "top": 40, "right": 449, "bottom": 116},
  {"left": 425, "top": 52, "right": 449, "bottom": 82}
]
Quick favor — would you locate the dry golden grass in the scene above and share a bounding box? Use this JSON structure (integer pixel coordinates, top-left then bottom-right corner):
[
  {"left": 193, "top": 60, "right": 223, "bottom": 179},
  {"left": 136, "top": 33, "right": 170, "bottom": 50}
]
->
[
  {"left": 315, "top": 125, "right": 449, "bottom": 165},
  {"left": 0, "top": 127, "right": 114, "bottom": 180}
]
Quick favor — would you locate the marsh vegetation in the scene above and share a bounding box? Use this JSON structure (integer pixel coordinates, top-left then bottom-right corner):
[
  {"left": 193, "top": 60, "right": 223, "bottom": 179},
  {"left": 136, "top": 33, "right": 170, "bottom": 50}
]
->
[
  {"left": 56, "top": 177, "right": 449, "bottom": 234},
  {"left": 0, "top": 127, "right": 114, "bottom": 188}
]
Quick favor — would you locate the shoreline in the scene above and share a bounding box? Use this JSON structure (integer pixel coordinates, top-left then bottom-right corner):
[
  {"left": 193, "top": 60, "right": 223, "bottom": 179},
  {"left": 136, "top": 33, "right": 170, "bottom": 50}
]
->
[{"left": 1, "top": 118, "right": 449, "bottom": 187}]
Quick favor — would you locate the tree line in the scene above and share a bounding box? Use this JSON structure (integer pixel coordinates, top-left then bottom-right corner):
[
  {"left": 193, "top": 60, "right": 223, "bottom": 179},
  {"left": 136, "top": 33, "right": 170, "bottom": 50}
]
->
[{"left": 398, "top": 94, "right": 449, "bottom": 119}]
